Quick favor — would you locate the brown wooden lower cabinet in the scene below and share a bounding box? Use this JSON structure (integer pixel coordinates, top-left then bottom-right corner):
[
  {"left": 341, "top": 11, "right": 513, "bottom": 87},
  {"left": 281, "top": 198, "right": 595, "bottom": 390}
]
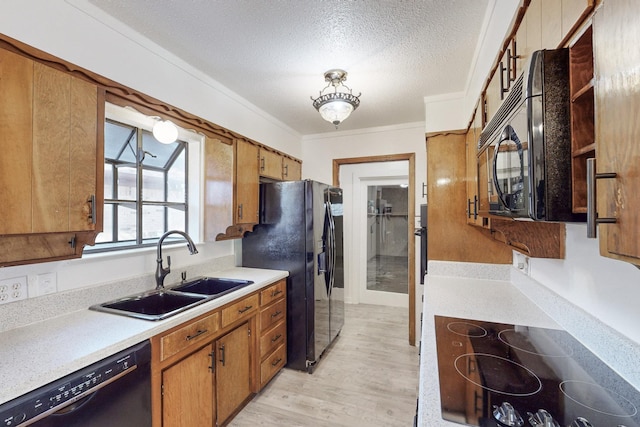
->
[
  {"left": 215, "top": 322, "right": 252, "bottom": 425},
  {"left": 162, "top": 344, "right": 215, "bottom": 427},
  {"left": 151, "top": 280, "right": 286, "bottom": 427}
]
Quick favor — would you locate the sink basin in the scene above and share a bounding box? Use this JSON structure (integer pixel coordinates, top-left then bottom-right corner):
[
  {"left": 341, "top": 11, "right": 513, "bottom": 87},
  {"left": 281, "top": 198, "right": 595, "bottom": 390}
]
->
[
  {"left": 171, "top": 277, "right": 254, "bottom": 297},
  {"left": 91, "top": 290, "right": 209, "bottom": 321}
]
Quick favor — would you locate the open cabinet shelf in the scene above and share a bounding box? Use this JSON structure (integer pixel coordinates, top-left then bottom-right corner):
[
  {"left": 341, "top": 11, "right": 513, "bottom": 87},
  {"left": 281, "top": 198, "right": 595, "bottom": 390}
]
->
[{"left": 569, "top": 25, "right": 595, "bottom": 214}]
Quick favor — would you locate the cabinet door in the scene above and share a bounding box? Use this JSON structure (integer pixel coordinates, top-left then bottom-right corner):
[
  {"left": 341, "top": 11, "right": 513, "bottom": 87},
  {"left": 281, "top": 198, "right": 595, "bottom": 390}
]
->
[
  {"left": 216, "top": 322, "right": 252, "bottom": 425},
  {"left": 235, "top": 139, "right": 259, "bottom": 224},
  {"left": 162, "top": 344, "right": 215, "bottom": 427},
  {"left": 282, "top": 157, "right": 301, "bottom": 181},
  {"left": 484, "top": 71, "right": 501, "bottom": 121},
  {"left": 541, "top": 0, "right": 562, "bottom": 48},
  {"left": 0, "top": 48, "right": 33, "bottom": 235},
  {"left": 259, "top": 148, "right": 282, "bottom": 180},
  {"left": 593, "top": 0, "right": 640, "bottom": 264},
  {"left": 203, "top": 137, "right": 234, "bottom": 241},
  {"left": 69, "top": 76, "right": 99, "bottom": 232},
  {"left": 514, "top": 13, "right": 528, "bottom": 77},
  {"left": 466, "top": 105, "right": 483, "bottom": 227}
]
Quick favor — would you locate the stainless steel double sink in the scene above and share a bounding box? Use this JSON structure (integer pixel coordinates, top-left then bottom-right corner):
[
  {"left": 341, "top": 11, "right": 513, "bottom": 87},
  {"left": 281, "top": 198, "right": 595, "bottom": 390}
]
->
[{"left": 90, "top": 277, "right": 254, "bottom": 321}]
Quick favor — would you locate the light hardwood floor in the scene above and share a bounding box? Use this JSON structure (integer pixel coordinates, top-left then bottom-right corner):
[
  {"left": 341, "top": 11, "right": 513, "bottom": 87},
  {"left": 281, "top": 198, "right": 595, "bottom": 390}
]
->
[{"left": 230, "top": 304, "right": 419, "bottom": 427}]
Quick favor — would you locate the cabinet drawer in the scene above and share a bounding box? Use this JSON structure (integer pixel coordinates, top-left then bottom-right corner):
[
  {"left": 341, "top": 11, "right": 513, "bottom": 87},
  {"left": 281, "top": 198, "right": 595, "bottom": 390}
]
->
[
  {"left": 260, "top": 343, "right": 286, "bottom": 386},
  {"left": 160, "top": 312, "right": 219, "bottom": 361},
  {"left": 221, "top": 293, "right": 259, "bottom": 328},
  {"left": 260, "top": 320, "right": 286, "bottom": 359},
  {"left": 260, "top": 279, "right": 285, "bottom": 306},
  {"left": 260, "top": 298, "right": 286, "bottom": 332}
]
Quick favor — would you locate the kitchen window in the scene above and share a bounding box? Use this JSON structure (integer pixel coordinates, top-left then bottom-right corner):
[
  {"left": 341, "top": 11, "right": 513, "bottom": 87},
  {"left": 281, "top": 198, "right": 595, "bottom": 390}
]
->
[{"left": 88, "top": 106, "right": 192, "bottom": 252}]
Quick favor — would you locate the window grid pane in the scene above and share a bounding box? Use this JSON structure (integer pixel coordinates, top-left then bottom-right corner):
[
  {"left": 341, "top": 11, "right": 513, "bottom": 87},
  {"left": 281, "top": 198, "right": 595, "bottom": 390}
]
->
[{"left": 89, "top": 118, "right": 188, "bottom": 253}]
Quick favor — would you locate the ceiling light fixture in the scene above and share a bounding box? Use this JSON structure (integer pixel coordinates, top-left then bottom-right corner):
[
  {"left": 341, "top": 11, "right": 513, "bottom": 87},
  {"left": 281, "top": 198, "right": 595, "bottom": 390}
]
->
[
  {"left": 152, "top": 119, "right": 179, "bottom": 144},
  {"left": 311, "top": 69, "right": 361, "bottom": 128}
]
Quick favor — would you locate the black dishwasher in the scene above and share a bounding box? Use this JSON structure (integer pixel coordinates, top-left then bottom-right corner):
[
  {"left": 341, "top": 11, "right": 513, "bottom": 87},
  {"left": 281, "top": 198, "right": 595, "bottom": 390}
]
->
[{"left": 0, "top": 340, "right": 151, "bottom": 427}]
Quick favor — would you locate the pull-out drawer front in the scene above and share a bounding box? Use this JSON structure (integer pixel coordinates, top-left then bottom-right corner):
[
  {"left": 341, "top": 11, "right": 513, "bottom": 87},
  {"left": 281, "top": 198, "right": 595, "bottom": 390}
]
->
[
  {"left": 221, "top": 293, "right": 259, "bottom": 328},
  {"left": 260, "top": 298, "right": 286, "bottom": 331},
  {"left": 259, "top": 279, "right": 285, "bottom": 306},
  {"left": 260, "top": 320, "right": 286, "bottom": 359},
  {"left": 260, "top": 343, "right": 286, "bottom": 386},
  {"left": 161, "top": 311, "right": 220, "bottom": 361}
]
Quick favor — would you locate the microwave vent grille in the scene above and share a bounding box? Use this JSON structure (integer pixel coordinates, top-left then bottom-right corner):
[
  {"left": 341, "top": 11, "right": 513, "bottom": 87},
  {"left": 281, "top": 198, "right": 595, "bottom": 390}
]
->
[{"left": 478, "top": 73, "right": 525, "bottom": 150}]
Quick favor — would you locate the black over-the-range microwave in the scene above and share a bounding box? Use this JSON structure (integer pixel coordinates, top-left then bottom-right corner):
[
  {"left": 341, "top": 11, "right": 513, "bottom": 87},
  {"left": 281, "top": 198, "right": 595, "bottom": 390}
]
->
[{"left": 477, "top": 48, "right": 585, "bottom": 222}]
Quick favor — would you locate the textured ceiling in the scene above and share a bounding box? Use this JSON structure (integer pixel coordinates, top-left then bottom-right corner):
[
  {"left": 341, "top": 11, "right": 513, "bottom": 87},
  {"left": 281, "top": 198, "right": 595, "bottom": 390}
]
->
[{"left": 86, "top": 0, "right": 489, "bottom": 135}]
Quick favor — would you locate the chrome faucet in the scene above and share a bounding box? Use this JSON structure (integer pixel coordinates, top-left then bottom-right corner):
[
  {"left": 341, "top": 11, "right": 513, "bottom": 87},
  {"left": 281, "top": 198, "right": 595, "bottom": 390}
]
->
[{"left": 156, "top": 230, "right": 198, "bottom": 290}]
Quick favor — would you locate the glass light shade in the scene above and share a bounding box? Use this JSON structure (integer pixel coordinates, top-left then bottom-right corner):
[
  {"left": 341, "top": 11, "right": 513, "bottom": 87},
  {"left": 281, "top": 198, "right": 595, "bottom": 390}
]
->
[
  {"left": 152, "top": 120, "right": 179, "bottom": 144},
  {"left": 318, "top": 100, "right": 354, "bottom": 126}
]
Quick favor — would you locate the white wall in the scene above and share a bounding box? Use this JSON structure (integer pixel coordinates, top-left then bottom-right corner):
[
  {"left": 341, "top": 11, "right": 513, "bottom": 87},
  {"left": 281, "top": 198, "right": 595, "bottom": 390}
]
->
[
  {"left": 0, "top": 0, "right": 300, "bottom": 295},
  {"left": 529, "top": 224, "right": 640, "bottom": 344},
  {"left": 301, "top": 122, "right": 427, "bottom": 340},
  {"left": 301, "top": 122, "right": 427, "bottom": 198}
]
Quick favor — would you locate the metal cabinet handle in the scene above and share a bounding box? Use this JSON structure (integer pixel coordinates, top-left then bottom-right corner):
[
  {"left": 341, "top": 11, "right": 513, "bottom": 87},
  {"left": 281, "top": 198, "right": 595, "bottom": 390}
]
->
[
  {"left": 271, "top": 357, "right": 282, "bottom": 367},
  {"left": 238, "top": 305, "right": 253, "bottom": 313},
  {"left": 260, "top": 157, "right": 265, "bottom": 171},
  {"left": 238, "top": 203, "right": 243, "bottom": 220},
  {"left": 271, "top": 333, "right": 282, "bottom": 343},
  {"left": 270, "top": 310, "right": 282, "bottom": 318},
  {"left": 499, "top": 61, "right": 507, "bottom": 100},
  {"left": 422, "top": 182, "right": 427, "bottom": 198},
  {"left": 283, "top": 164, "right": 288, "bottom": 177},
  {"left": 88, "top": 194, "right": 96, "bottom": 224},
  {"left": 208, "top": 350, "right": 215, "bottom": 372},
  {"left": 186, "top": 329, "right": 207, "bottom": 341},
  {"left": 219, "top": 344, "right": 225, "bottom": 366},
  {"left": 586, "top": 158, "right": 617, "bottom": 238},
  {"left": 271, "top": 289, "right": 283, "bottom": 297}
]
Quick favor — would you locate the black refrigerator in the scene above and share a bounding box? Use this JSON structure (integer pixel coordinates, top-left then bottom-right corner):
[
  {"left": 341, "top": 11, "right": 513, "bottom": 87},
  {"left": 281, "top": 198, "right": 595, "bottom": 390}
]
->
[{"left": 242, "top": 180, "right": 344, "bottom": 373}]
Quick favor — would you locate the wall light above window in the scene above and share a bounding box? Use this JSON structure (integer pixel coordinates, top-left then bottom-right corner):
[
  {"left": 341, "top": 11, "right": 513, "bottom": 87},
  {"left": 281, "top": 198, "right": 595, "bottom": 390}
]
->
[
  {"left": 311, "top": 69, "right": 361, "bottom": 128},
  {"left": 152, "top": 119, "right": 179, "bottom": 144}
]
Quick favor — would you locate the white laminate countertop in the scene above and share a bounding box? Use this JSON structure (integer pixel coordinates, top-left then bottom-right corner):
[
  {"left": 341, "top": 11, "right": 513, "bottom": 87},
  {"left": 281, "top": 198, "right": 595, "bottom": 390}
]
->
[
  {"left": 417, "top": 261, "right": 640, "bottom": 427},
  {"left": 0, "top": 267, "right": 288, "bottom": 405},
  {"left": 417, "top": 274, "right": 560, "bottom": 427}
]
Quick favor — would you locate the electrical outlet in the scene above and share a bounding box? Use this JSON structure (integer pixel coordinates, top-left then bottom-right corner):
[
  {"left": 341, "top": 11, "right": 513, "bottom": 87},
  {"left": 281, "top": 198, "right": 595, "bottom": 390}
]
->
[
  {"left": 514, "top": 253, "right": 530, "bottom": 276},
  {"left": 0, "top": 276, "right": 28, "bottom": 305}
]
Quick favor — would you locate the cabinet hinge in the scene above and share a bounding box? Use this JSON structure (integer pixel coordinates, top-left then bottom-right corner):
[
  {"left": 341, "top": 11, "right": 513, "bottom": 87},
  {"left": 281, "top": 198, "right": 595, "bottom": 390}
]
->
[
  {"left": 248, "top": 328, "right": 251, "bottom": 337},
  {"left": 161, "top": 383, "right": 164, "bottom": 397}
]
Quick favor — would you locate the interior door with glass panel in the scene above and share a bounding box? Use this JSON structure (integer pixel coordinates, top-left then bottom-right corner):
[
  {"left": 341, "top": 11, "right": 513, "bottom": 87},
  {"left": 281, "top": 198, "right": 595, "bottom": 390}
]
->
[{"left": 359, "top": 178, "right": 409, "bottom": 307}]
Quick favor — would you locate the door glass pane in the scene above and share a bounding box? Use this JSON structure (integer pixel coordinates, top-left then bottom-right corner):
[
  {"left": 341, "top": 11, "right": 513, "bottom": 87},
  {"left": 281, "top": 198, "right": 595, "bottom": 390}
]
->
[{"left": 366, "top": 185, "right": 408, "bottom": 294}]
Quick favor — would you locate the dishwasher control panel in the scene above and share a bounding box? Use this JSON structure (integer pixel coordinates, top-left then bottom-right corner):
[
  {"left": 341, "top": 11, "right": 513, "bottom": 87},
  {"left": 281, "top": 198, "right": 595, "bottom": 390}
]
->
[{"left": 0, "top": 344, "right": 141, "bottom": 426}]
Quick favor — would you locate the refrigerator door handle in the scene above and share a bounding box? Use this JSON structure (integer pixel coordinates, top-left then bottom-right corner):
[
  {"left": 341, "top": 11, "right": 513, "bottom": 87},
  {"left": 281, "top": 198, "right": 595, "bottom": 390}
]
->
[{"left": 325, "top": 201, "right": 337, "bottom": 295}]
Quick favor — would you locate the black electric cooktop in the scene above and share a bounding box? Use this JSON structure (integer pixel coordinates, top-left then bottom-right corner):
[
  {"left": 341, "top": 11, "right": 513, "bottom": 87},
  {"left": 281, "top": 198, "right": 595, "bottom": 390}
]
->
[{"left": 435, "top": 315, "right": 640, "bottom": 427}]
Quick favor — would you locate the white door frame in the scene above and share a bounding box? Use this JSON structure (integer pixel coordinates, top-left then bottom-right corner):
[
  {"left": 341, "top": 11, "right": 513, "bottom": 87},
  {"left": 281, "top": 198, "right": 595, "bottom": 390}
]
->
[{"left": 341, "top": 161, "right": 409, "bottom": 307}]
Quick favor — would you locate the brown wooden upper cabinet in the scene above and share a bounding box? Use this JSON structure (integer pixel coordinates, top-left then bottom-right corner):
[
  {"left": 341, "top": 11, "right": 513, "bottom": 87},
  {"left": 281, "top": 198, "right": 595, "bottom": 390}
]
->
[
  {"left": 206, "top": 137, "right": 301, "bottom": 240},
  {"left": 465, "top": 101, "right": 486, "bottom": 228},
  {"left": 282, "top": 156, "right": 302, "bottom": 181},
  {"left": 0, "top": 47, "right": 104, "bottom": 266},
  {"left": 259, "top": 147, "right": 302, "bottom": 181},
  {"left": 236, "top": 140, "right": 260, "bottom": 225},
  {"left": 592, "top": 0, "right": 640, "bottom": 266},
  {"left": 259, "top": 148, "right": 282, "bottom": 180}
]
